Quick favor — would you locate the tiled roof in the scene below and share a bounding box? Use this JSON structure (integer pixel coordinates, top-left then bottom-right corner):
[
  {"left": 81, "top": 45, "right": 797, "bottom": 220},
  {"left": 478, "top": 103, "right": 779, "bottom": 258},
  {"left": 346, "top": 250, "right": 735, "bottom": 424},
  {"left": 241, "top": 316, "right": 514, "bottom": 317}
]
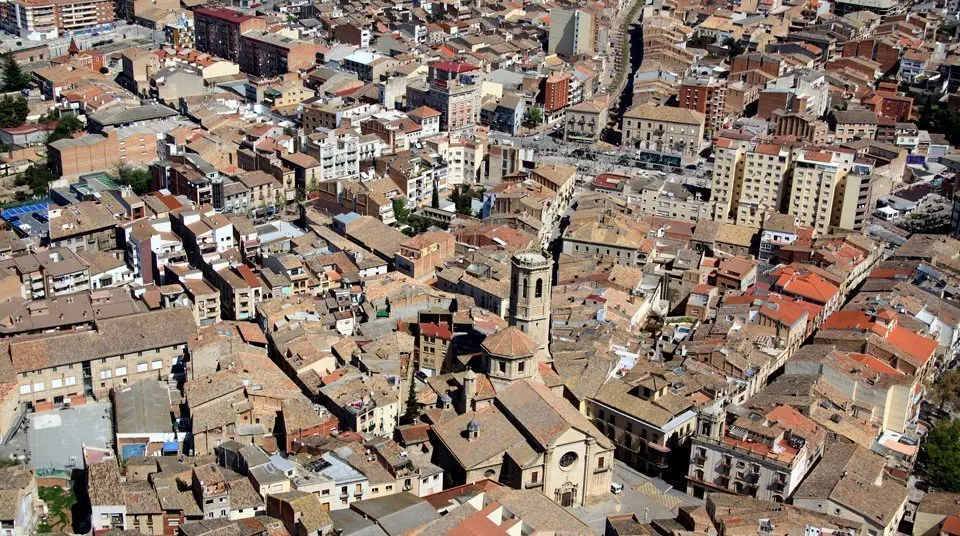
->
[{"left": 480, "top": 326, "right": 539, "bottom": 358}]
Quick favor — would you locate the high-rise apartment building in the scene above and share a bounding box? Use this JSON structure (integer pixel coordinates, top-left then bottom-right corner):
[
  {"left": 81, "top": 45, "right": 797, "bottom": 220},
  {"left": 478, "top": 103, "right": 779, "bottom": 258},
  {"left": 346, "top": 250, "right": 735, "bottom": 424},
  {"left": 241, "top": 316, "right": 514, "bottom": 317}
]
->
[
  {"left": 0, "top": 0, "right": 114, "bottom": 40},
  {"left": 789, "top": 149, "right": 848, "bottom": 234},
  {"left": 548, "top": 8, "right": 595, "bottom": 57},
  {"left": 193, "top": 7, "right": 266, "bottom": 62},
  {"left": 679, "top": 76, "right": 727, "bottom": 135},
  {"left": 711, "top": 137, "right": 794, "bottom": 228},
  {"left": 239, "top": 31, "right": 321, "bottom": 77}
]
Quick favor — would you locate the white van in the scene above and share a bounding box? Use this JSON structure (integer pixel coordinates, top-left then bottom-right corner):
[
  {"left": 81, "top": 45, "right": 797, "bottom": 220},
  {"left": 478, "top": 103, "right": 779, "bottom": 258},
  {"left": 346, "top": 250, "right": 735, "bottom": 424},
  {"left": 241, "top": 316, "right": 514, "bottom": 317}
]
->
[{"left": 611, "top": 483, "right": 624, "bottom": 494}]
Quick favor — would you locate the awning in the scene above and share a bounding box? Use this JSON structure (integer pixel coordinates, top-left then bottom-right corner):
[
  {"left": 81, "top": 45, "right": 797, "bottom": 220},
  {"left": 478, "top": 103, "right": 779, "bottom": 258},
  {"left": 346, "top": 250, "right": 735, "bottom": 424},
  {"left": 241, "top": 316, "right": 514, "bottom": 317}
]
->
[
  {"left": 162, "top": 441, "right": 179, "bottom": 454},
  {"left": 647, "top": 442, "right": 671, "bottom": 453}
]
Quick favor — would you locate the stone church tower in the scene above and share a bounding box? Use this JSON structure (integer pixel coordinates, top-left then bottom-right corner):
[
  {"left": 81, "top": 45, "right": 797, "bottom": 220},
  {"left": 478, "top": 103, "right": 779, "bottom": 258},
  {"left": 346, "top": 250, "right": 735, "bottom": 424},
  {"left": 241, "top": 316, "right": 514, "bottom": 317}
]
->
[{"left": 508, "top": 250, "right": 553, "bottom": 360}]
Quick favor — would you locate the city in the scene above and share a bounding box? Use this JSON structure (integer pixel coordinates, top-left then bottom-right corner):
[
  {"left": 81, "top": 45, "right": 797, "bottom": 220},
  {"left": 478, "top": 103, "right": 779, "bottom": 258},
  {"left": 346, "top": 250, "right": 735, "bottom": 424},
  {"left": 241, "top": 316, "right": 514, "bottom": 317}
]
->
[{"left": 0, "top": 0, "right": 954, "bottom": 534}]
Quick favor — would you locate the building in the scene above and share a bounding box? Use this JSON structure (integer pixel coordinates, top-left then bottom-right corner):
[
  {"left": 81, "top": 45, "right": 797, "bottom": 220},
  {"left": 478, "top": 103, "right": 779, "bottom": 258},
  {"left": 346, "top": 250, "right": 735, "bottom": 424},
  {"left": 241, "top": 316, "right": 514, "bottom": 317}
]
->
[
  {"left": 431, "top": 380, "right": 614, "bottom": 508},
  {"left": 711, "top": 138, "right": 794, "bottom": 228},
  {"left": 114, "top": 380, "right": 178, "bottom": 459},
  {"left": 686, "top": 401, "right": 825, "bottom": 502},
  {"left": 507, "top": 251, "right": 553, "bottom": 361},
  {"left": 239, "top": 32, "right": 320, "bottom": 77},
  {"left": 564, "top": 100, "right": 608, "bottom": 144},
  {"left": 548, "top": 8, "right": 595, "bottom": 57},
  {"left": 832, "top": 110, "right": 879, "bottom": 143},
  {"left": 587, "top": 374, "right": 697, "bottom": 479},
  {"left": 0, "top": 0, "right": 115, "bottom": 40},
  {"left": 679, "top": 77, "right": 727, "bottom": 135},
  {"left": 407, "top": 62, "right": 481, "bottom": 133},
  {"left": 318, "top": 372, "right": 399, "bottom": 437},
  {"left": 193, "top": 7, "right": 265, "bottom": 63},
  {"left": 789, "top": 149, "right": 848, "bottom": 233},
  {"left": 622, "top": 104, "right": 705, "bottom": 156},
  {"left": 0, "top": 466, "right": 38, "bottom": 536},
  {"left": 394, "top": 231, "right": 455, "bottom": 282},
  {"left": 542, "top": 75, "right": 571, "bottom": 123},
  {"left": 833, "top": 0, "right": 901, "bottom": 16},
  {"left": 10, "top": 307, "right": 195, "bottom": 405},
  {"left": 793, "top": 441, "right": 908, "bottom": 536}
]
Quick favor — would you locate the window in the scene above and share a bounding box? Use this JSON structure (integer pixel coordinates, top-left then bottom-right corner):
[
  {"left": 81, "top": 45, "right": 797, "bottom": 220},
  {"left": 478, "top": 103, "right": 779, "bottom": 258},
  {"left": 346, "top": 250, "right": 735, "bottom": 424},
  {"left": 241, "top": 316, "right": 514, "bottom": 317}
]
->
[
  {"left": 518, "top": 361, "right": 525, "bottom": 373},
  {"left": 355, "top": 484, "right": 362, "bottom": 494},
  {"left": 598, "top": 456, "right": 605, "bottom": 469},
  {"left": 522, "top": 278, "right": 528, "bottom": 298},
  {"left": 33, "top": 382, "right": 44, "bottom": 392},
  {"left": 137, "top": 363, "right": 148, "bottom": 373},
  {"left": 499, "top": 361, "right": 506, "bottom": 373},
  {"left": 115, "top": 367, "right": 127, "bottom": 377},
  {"left": 100, "top": 370, "right": 112, "bottom": 379},
  {"left": 19, "top": 385, "right": 29, "bottom": 395},
  {"left": 559, "top": 452, "right": 578, "bottom": 469},
  {"left": 65, "top": 376, "right": 76, "bottom": 386},
  {"left": 531, "top": 471, "right": 539, "bottom": 483},
  {"left": 51, "top": 379, "right": 63, "bottom": 389},
  {"left": 535, "top": 278, "right": 543, "bottom": 298},
  {"left": 151, "top": 360, "right": 162, "bottom": 370}
]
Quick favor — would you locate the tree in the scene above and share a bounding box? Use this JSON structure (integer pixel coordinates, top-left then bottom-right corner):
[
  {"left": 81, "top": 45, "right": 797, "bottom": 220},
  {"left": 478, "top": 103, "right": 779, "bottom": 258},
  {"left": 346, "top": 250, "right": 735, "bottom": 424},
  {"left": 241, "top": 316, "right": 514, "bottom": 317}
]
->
[
  {"left": 15, "top": 165, "right": 56, "bottom": 196},
  {"left": 929, "top": 370, "right": 960, "bottom": 413},
  {"left": 723, "top": 37, "right": 745, "bottom": 61},
  {"left": 525, "top": 107, "right": 543, "bottom": 126},
  {"left": 392, "top": 198, "right": 411, "bottom": 224},
  {"left": 920, "top": 419, "right": 960, "bottom": 491},
  {"left": 0, "top": 96, "right": 28, "bottom": 128},
  {"left": 45, "top": 116, "right": 83, "bottom": 146},
  {"left": 2, "top": 56, "right": 29, "bottom": 92},
  {"left": 402, "top": 377, "right": 419, "bottom": 424},
  {"left": 115, "top": 163, "right": 153, "bottom": 195}
]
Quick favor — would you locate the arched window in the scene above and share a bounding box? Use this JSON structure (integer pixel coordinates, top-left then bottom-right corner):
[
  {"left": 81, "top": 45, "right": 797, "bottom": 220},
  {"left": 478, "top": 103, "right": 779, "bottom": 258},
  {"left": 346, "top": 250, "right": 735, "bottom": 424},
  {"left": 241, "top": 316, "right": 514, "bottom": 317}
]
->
[
  {"left": 522, "top": 278, "right": 528, "bottom": 299},
  {"left": 535, "top": 278, "right": 543, "bottom": 298}
]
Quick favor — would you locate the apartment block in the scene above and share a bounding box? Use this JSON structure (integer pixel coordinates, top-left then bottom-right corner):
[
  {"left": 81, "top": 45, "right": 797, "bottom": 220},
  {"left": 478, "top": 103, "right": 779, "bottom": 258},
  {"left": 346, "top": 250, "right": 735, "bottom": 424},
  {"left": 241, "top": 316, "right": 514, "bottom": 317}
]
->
[
  {"left": 239, "top": 32, "right": 321, "bottom": 78},
  {"left": 679, "top": 76, "right": 727, "bottom": 135},
  {"left": 193, "top": 7, "right": 265, "bottom": 63},
  {"left": 0, "top": 0, "right": 115, "bottom": 40},
  {"left": 548, "top": 8, "right": 595, "bottom": 57},
  {"left": 10, "top": 308, "right": 195, "bottom": 405}
]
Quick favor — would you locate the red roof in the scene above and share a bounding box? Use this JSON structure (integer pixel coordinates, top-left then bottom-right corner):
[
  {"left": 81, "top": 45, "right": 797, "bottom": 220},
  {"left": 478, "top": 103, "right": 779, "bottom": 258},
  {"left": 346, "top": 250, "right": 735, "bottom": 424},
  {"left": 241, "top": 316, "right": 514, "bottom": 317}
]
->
[
  {"left": 772, "top": 266, "right": 839, "bottom": 304},
  {"left": 431, "top": 61, "right": 478, "bottom": 73},
  {"left": 194, "top": 7, "right": 258, "bottom": 23},
  {"left": 942, "top": 516, "right": 960, "bottom": 536},
  {"left": 821, "top": 310, "right": 938, "bottom": 366},
  {"left": 420, "top": 322, "right": 453, "bottom": 340}
]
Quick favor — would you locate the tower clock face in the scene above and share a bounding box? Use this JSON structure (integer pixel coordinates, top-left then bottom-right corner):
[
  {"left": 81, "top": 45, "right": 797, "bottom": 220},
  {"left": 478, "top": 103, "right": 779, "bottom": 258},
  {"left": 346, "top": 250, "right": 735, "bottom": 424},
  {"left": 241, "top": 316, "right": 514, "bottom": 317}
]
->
[{"left": 559, "top": 451, "right": 578, "bottom": 468}]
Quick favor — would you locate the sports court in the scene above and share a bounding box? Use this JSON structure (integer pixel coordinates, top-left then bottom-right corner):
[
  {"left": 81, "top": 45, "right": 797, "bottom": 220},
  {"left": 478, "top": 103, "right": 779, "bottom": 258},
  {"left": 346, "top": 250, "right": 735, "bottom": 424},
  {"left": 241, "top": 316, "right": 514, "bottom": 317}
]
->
[{"left": 26, "top": 402, "right": 113, "bottom": 471}]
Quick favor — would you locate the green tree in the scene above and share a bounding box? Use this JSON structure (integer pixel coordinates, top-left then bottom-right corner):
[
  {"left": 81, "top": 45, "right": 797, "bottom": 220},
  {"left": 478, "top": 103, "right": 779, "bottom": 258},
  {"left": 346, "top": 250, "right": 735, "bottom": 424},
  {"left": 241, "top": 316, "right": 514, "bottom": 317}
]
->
[
  {"left": 921, "top": 419, "right": 960, "bottom": 491},
  {"left": 525, "top": 107, "right": 543, "bottom": 125},
  {"left": 115, "top": 163, "right": 153, "bottom": 195},
  {"left": 45, "top": 116, "right": 83, "bottom": 146},
  {"left": 2, "top": 56, "right": 30, "bottom": 91},
  {"left": 723, "top": 37, "right": 745, "bottom": 61},
  {"left": 392, "top": 198, "right": 411, "bottom": 224},
  {"left": 0, "top": 95, "right": 28, "bottom": 128},
  {"left": 402, "top": 378, "right": 419, "bottom": 424},
  {"left": 928, "top": 370, "right": 960, "bottom": 413},
  {"left": 15, "top": 165, "right": 56, "bottom": 196}
]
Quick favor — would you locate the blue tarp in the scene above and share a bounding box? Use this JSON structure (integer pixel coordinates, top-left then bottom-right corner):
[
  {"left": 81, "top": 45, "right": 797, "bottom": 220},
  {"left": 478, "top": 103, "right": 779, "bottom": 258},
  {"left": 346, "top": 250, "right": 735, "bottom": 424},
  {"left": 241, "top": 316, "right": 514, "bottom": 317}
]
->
[{"left": 162, "top": 441, "right": 179, "bottom": 454}]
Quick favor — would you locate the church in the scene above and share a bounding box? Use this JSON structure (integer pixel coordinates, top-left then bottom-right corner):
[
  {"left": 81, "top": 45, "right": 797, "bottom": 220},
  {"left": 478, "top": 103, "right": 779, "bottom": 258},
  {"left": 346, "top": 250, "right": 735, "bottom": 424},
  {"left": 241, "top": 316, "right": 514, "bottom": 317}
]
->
[{"left": 425, "top": 250, "right": 615, "bottom": 507}]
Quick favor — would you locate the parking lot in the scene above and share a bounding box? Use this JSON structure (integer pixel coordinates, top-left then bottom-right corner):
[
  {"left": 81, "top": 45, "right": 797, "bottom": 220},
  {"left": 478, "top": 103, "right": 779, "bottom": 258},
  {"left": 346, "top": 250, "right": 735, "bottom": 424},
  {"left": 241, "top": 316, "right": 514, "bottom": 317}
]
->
[{"left": 570, "top": 461, "right": 702, "bottom": 533}]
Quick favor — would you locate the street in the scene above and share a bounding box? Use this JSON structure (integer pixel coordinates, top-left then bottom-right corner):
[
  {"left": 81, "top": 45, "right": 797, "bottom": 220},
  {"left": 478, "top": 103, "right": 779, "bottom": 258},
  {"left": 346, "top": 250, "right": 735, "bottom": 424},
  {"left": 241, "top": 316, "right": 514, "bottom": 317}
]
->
[{"left": 569, "top": 460, "right": 703, "bottom": 533}]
